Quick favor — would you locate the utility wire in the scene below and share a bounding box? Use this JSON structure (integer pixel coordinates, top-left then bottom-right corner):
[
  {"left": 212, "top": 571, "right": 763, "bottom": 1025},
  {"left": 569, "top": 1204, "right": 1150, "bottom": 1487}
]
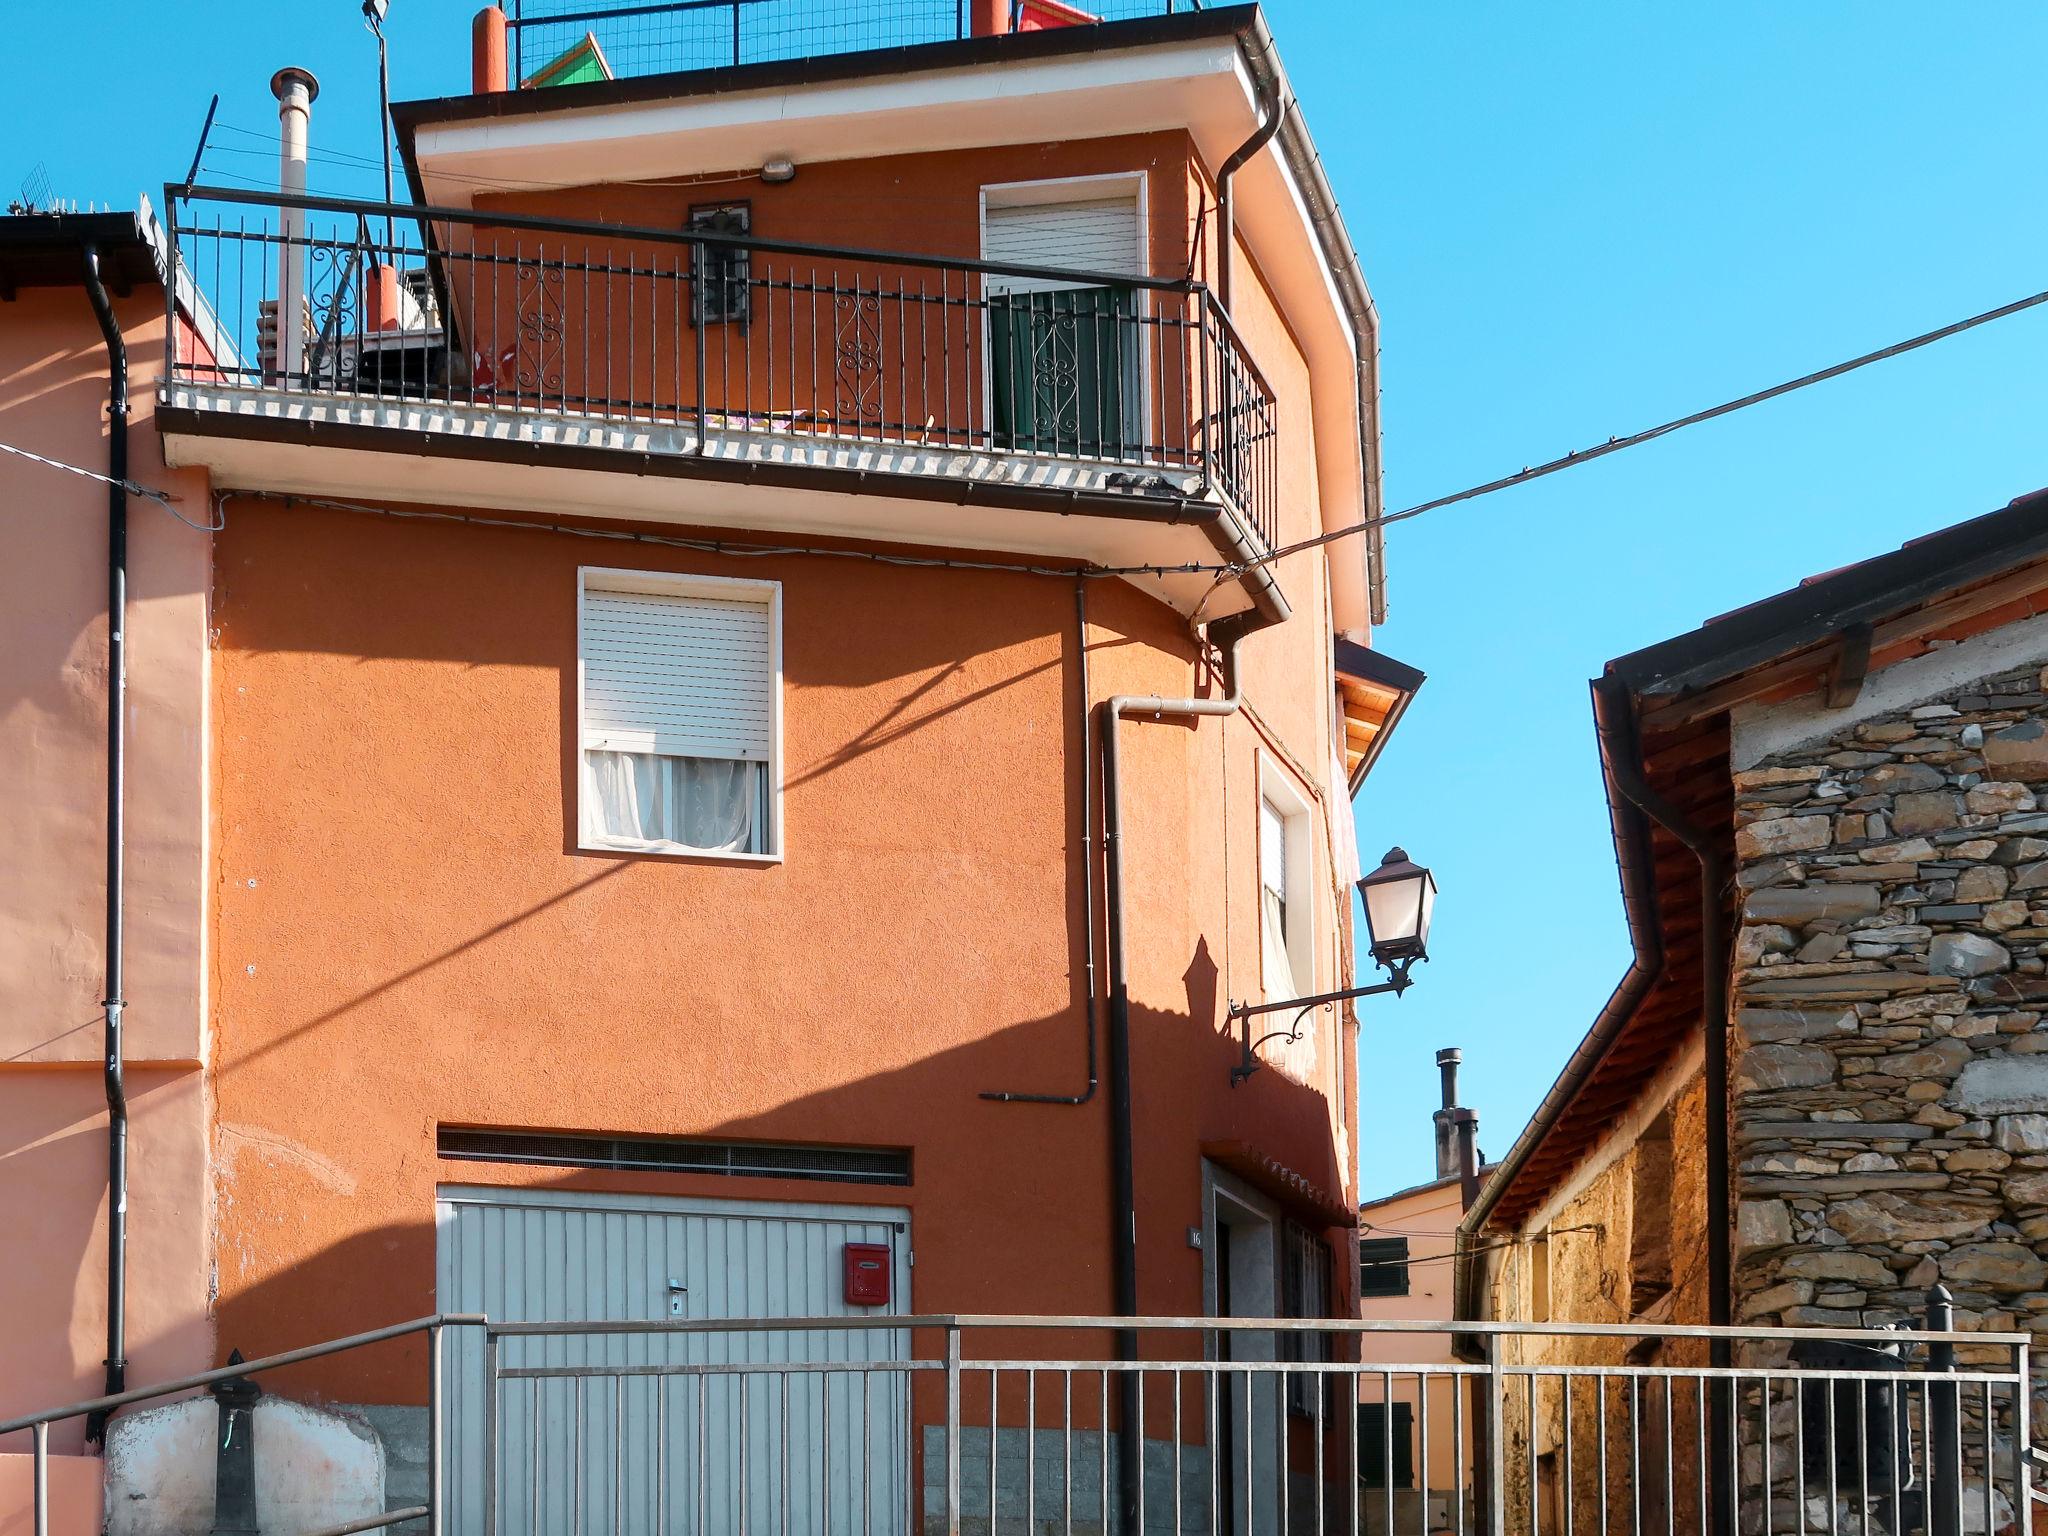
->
[
  {"left": 27, "top": 278, "right": 2043, "bottom": 567},
  {"left": 1230, "top": 280, "right": 2048, "bottom": 578},
  {"left": 0, "top": 439, "right": 222, "bottom": 530}
]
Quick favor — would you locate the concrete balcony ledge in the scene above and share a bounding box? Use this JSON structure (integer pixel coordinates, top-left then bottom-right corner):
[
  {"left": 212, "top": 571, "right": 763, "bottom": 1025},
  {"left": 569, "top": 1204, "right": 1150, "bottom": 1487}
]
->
[{"left": 159, "top": 383, "right": 1276, "bottom": 620}]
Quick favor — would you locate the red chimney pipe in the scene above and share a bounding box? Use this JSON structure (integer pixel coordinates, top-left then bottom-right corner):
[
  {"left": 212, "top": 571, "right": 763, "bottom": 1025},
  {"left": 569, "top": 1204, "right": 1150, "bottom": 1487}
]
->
[
  {"left": 473, "top": 6, "right": 510, "bottom": 93},
  {"left": 970, "top": 0, "right": 1009, "bottom": 36}
]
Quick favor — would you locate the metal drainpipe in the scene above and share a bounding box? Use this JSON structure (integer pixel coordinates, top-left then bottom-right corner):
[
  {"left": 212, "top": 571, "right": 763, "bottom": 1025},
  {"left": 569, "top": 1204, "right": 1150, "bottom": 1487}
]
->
[
  {"left": 1100, "top": 603, "right": 1277, "bottom": 1526},
  {"left": 80, "top": 245, "right": 130, "bottom": 1444},
  {"left": 1214, "top": 51, "right": 1283, "bottom": 310},
  {"left": 1595, "top": 679, "right": 1734, "bottom": 1536},
  {"left": 982, "top": 578, "right": 1100, "bottom": 1105}
]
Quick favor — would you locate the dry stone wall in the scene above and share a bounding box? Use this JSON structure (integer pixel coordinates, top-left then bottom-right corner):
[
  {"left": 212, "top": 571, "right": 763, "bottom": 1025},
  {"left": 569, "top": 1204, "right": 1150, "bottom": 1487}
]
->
[{"left": 1732, "top": 661, "right": 2048, "bottom": 1394}]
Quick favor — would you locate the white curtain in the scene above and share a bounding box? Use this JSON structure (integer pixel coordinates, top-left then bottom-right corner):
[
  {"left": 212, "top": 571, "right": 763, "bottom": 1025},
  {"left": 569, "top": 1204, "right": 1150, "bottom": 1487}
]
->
[
  {"left": 1261, "top": 883, "right": 1296, "bottom": 999},
  {"left": 1260, "top": 797, "right": 1296, "bottom": 996},
  {"left": 584, "top": 750, "right": 761, "bottom": 853}
]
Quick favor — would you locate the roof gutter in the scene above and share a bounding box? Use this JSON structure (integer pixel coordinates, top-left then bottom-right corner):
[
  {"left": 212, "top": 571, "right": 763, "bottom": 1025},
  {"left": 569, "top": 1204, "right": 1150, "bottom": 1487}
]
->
[{"left": 1236, "top": 12, "right": 1386, "bottom": 626}]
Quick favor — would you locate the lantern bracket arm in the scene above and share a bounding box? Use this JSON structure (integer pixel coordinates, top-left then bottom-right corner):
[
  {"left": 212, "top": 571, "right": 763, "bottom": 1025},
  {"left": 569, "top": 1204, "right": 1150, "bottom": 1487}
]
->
[
  {"left": 1223, "top": 953, "right": 1421, "bottom": 1026},
  {"left": 1225, "top": 954, "right": 1422, "bottom": 1087}
]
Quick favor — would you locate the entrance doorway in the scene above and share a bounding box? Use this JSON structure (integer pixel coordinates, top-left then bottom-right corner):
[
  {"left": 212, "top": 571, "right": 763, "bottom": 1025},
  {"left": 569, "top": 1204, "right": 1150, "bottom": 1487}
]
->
[{"left": 1207, "top": 1167, "right": 1283, "bottom": 1536}]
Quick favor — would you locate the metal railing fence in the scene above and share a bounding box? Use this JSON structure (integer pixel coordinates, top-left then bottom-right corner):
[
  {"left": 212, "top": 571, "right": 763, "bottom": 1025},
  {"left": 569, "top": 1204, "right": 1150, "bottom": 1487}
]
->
[
  {"left": 503, "top": 1, "right": 1206, "bottom": 84},
  {"left": 162, "top": 186, "right": 1280, "bottom": 552},
  {"left": 11, "top": 1311, "right": 2031, "bottom": 1536},
  {"left": 0, "top": 1313, "right": 479, "bottom": 1536}
]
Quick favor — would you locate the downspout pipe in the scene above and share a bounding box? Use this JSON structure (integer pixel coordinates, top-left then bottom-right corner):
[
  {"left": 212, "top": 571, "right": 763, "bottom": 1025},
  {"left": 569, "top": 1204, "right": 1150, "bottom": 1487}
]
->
[
  {"left": 80, "top": 246, "right": 130, "bottom": 1444},
  {"left": 1591, "top": 676, "right": 1736, "bottom": 1536},
  {"left": 1591, "top": 677, "right": 1733, "bottom": 1347},
  {"left": 1100, "top": 600, "right": 1279, "bottom": 1528},
  {"left": 1214, "top": 47, "right": 1283, "bottom": 312}
]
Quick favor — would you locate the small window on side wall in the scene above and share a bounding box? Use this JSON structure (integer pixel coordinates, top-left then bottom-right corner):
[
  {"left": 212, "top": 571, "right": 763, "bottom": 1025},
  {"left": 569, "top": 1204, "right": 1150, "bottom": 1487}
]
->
[
  {"left": 1359, "top": 1235, "right": 1411, "bottom": 1298},
  {"left": 1258, "top": 767, "right": 1313, "bottom": 1001},
  {"left": 689, "top": 202, "right": 751, "bottom": 327},
  {"left": 578, "top": 568, "right": 780, "bottom": 859}
]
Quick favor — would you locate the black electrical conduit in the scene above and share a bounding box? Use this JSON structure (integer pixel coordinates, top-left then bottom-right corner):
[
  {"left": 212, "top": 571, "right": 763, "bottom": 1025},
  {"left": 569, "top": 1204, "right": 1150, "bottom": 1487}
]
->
[
  {"left": 981, "top": 578, "right": 1100, "bottom": 1105},
  {"left": 80, "top": 245, "right": 130, "bottom": 1445}
]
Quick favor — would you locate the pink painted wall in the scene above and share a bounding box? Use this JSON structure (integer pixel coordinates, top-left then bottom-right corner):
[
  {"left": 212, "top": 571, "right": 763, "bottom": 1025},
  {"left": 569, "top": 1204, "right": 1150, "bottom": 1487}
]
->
[
  {"left": 0, "top": 285, "right": 214, "bottom": 1450},
  {"left": 0, "top": 1451, "right": 103, "bottom": 1536}
]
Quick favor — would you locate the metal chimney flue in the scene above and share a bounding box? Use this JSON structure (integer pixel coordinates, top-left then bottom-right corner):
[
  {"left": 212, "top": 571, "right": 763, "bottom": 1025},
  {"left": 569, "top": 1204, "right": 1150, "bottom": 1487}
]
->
[
  {"left": 269, "top": 66, "right": 319, "bottom": 386},
  {"left": 1432, "top": 1046, "right": 1463, "bottom": 1179}
]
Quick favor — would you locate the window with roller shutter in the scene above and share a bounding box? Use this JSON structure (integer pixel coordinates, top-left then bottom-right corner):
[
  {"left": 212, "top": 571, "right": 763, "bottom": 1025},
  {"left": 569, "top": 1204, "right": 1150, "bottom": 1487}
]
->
[
  {"left": 980, "top": 182, "right": 1147, "bottom": 459},
  {"left": 577, "top": 567, "right": 781, "bottom": 858}
]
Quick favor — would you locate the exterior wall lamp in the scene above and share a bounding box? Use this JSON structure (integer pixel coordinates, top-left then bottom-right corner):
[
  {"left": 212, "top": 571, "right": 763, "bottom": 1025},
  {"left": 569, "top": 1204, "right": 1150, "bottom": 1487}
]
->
[{"left": 1228, "top": 847, "right": 1436, "bottom": 1087}]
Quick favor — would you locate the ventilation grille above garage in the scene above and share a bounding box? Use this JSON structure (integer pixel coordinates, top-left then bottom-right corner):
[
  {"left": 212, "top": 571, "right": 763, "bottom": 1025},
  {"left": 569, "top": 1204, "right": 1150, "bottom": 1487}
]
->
[{"left": 437, "top": 1128, "right": 911, "bottom": 1186}]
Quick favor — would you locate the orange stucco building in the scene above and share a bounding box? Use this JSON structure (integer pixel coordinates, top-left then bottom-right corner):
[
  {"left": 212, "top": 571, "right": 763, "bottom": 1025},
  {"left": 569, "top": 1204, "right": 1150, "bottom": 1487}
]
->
[{"left": 2, "top": 5, "right": 1423, "bottom": 1530}]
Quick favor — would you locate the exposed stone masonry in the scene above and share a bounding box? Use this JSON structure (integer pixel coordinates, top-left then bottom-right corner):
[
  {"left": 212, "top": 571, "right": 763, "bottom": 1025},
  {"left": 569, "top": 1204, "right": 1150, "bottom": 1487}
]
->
[{"left": 1731, "top": 661, "right": 2048, "bottom": 1392}]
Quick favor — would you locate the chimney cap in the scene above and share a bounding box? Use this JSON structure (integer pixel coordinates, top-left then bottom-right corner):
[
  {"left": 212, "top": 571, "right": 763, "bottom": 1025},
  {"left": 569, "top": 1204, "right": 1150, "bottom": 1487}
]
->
[
  {"left": 1436, "top": 1046, "right": 1462, "bottom": 1066},
  {"left": 271, "top": 66, "right": 321, "bottom": 104}
]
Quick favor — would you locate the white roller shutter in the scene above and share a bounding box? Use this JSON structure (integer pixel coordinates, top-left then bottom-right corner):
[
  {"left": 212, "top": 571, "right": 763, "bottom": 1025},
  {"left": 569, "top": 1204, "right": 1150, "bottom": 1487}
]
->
[
  {"left": 983, "top": 194, "right": 1142, "bottom": 295},
  {"left": 581, "top": 578, "right": 774, "bottom": 762}
]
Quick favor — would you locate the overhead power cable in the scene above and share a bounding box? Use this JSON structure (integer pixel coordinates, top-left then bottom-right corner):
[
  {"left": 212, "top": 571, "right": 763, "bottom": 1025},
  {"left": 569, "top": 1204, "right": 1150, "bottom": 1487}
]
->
[
  {"left": 19, "top": 281, "right": 2043, "bottom": 569},
  {"left": 0, "top": 439, "right": 222, "bottom": 530},
  {"left": 1230, "top": 280, "right": 2048, "bottom": 578}
]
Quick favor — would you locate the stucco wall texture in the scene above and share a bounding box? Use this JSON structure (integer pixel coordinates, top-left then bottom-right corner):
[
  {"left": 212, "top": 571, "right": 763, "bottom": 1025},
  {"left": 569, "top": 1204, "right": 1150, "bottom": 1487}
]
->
[
  {"left": 0, "top": 288, "right": 214, "bottom": 1446},
  {"left": 207, "top": 483, "right": 1355, "bottom": 1394},
  {"left": 197, "top": 122, "right": 1360, "bottom": 1401}
]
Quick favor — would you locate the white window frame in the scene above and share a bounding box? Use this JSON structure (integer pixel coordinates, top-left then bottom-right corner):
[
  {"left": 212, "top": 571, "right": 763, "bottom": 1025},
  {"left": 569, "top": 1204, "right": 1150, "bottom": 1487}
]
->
[
  {"left": 976, "top": 170, "right": 1154, "bottom": 457},
  {"left": 576, "top": 565, "right": 784, "bottom": 864},
  {"left": 1257, "top": 753, "right": 1315, "bottom": 1002}
]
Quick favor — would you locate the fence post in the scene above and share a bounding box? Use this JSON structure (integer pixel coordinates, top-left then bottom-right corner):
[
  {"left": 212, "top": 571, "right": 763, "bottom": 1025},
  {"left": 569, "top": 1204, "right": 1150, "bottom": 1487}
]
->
[
  {"left": 427, "top": 1323, "right": 445, "bottom": 1536},
  {"left": 692, "top": 242, "right": 709, "bottom": 455},
  {"left": 1928, "top": 1285, "right": 1963, "bottom": 1536},
  {"left": 1485, "top": 1333, "right": 1508, "bottom": 1536},
  {"left": 32, "top": 1422, "right": 47, "bottom": 1536},
  {"left": 945, "top": 1325, "right": 963, "bottom": 1536},
  {"left": 483, "top": 1331, "right": 500, "bottom": 1536},
  {"left": 1195, "top": 290, "right": 1213, "bottom": 501},
  {"left": 162, "top": 190, "right": 179, "bottom": 387},
  {"left": 2014, "top": 1336, "right": 2034, "bottom": 1536}
]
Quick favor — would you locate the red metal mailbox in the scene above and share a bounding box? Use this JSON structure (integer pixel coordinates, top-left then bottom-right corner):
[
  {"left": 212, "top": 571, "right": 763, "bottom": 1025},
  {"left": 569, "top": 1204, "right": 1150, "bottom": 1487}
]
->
[{"left": 843, "top": 1242, "right": 891, "bottom": 1307}]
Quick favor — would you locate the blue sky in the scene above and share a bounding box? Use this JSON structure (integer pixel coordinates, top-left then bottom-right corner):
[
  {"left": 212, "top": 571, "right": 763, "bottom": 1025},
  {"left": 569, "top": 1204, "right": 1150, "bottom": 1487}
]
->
[{"left": 10, "top": 4, "right": 2047, "bottom": 1194}]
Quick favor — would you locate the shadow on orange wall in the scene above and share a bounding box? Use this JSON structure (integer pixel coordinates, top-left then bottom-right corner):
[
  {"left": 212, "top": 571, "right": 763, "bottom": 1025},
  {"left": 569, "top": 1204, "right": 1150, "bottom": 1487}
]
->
[{"left": 206, "top": 968, "right": 1344, "bottom": 1409}]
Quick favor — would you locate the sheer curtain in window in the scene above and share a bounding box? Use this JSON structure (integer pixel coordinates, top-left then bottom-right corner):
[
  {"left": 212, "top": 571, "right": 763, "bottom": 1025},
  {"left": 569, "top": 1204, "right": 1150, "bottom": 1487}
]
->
[
  {"left": 584, "top": 750, "right": 762, "bottom": 854},
  {"left": 1260, "top": 796, "right": 1295, "bottom": 996}
]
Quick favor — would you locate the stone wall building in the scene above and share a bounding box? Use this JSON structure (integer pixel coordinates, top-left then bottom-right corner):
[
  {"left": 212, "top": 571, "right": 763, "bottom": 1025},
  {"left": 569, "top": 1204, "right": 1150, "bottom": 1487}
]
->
[{"left": 1461, "top": 487, "right": 2048, "bottom": 1415}]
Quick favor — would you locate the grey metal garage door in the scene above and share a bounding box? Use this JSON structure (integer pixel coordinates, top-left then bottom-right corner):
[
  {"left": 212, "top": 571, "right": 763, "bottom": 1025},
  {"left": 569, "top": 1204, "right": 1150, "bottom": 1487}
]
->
[{"left": 437, "top": 1186, "right": 912, "bottom": 1536}]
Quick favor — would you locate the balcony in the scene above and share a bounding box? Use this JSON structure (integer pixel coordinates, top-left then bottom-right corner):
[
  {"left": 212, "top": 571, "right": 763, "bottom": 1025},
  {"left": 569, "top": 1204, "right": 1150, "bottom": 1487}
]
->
[
  {"left": 159, "top": 188, "right": 1282, "bottom": 619},
  {"left": 6, "top": 1312, "right": 2032, "bottom": 1536},
  {"left": 502, "top": 0, "right": 1206, "bottom": 86}
]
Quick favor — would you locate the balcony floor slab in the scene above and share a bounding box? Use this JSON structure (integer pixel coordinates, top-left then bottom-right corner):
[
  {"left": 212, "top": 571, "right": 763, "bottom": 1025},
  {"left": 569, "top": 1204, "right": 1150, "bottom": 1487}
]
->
[{"left": 160, "top": 384, "right": 1270, "bottom": 620}]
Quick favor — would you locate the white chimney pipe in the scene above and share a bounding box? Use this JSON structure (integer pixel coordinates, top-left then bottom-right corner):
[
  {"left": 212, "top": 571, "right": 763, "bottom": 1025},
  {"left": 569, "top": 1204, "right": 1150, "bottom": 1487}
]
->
[{"left": 271, "top": 66, "right": 319, "bottom": 387}]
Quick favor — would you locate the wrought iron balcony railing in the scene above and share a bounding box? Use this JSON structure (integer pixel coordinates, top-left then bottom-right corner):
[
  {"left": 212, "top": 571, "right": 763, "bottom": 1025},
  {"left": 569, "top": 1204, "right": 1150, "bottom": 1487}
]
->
[
  {"left": 3, "top": 1311, "right": 2033, "bottom": 1536},
  {"left": 504, "top": 0, "right": 1206, "bottom": 85},
  {"left": 164, "top": 187, "right": 1279, "bottom": 553}
]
